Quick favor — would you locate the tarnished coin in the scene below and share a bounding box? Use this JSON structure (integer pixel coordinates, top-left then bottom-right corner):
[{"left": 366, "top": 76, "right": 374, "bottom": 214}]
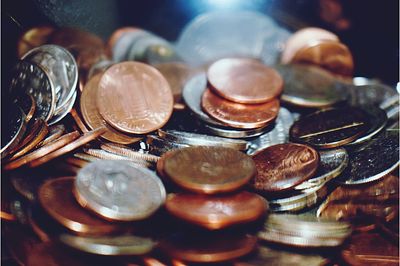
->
[
  {"left": 336, "top": 131, "right": 399, "bottom": 185},
  {"left": 39, "top": 176, "right": 124, "bottom": 235},
  {"left": 165, "top": 191, "right": 268, "bottom": 229},
  {"left": 275, "top": 64, "right": 347, "bottom": 108},
  {"left": 97, "top": 62, "right": 173, "bottom": 134},
  {"left": 289, "top": 107, "right": 369, "bottom": 148},
  {"left": 38, "top": 124, "right": 65, "bottom": 147},
  {"left": 9, "top": 60, "right": 55, "bottom": 121},
  {"left": 207, "top": 58, "right": 283, "bottom": 104},
  {"left": 14, "top": 93, "right": 36, "bottom": 123},
  {"left": 75, "top": 160, "right": 166, "bottom": 221},
  {"left": 163, "top": 146, "right": 256, "bottom": 194},
  {"left": 281, "top": 27, "right": 339, "bottom": 64},
  {"left": 60, "top": 234, "right": 155, "bottom": 256},
  {"left": 202, "top": 89, "right": 280, "bottom": 129},
  {"left": 292, "top": 39, "right": 354, "bottom": 76},
  {"left": 251, "top": 143, "right": 319, "bottom": 193},
  {"left": 80, "top": 73, "right": 142, "bottom": 144},
  {"left": 1, "top": 104, "right": 27, "bottom": 159},
  {"left": 17, "top": 26, "right": 55, "bottom": 58},
  {"left": 160, "top": 232, "right": 257, "bottom": 263}
]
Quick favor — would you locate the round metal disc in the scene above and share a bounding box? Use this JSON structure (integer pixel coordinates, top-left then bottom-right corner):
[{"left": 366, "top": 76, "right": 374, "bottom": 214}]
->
[{"left": 1, "top": 104, "right": 27, "bottom": 159}]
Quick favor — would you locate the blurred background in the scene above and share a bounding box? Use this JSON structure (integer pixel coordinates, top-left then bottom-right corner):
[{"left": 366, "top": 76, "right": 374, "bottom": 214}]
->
[{"left": 2, "top": 0, "right": 399, "bottom": 87}]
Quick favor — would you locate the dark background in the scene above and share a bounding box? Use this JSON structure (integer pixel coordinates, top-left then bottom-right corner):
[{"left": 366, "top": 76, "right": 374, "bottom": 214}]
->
[{"left": 2, "top": 0, "right": 399, "bottom": 87}]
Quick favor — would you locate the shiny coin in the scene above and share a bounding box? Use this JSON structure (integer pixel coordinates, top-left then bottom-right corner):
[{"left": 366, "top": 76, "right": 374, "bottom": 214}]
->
[
  {"left": 101, "top": 143, "right": 159, "bottom": 163},
  {"left": 80, "top": 73, "right": 142, "bottom": 144},
  {"left": 289, "top": 107, "right": 369, "bottom": 148},
  {"left": 38, "top": 124, "right": 65, "bottom": 147},
  {"left": 29, "top": 127, "right": 106, "bottom": 167},
  {"left": 107, "top": 27, "right": 140, "bottom": 58},
  {"left": 251, "top": 143, "right": 319, "bottom": 193},
  {"left": 60, "top": 234, "right": 155, "bottom": 256},
  {"left": 202, "top": 89, "right": 280, "bottom": 129},
  {"left": 97, "top": 62, "right": 173, "bottom": 134},
  {"left": 1, "top": 104, "right": 27, "bottom": 159},
  {"left": 295, "top": 148, "right": 348, "bottom": 190},
  {"left": 275, "top": 64, "right": 347, "bottom": 108},
  {"left": 14, "top": 93, "right": 36, "bottom": 123},
  {"left": 336, "top": 131, "right": 399, "bottom": 185},
  {"left": 17, "top": 26, "right": 55, "bottom": 58},
  {"left": 83, "top": 148, "right": 151, "bottom": 168},
  {"left": 163, "top": 146, "right": 256, "bottom": 194},
  {"left": 75, "top": 160, "right": 166, "bottom": 221},
  {"left": 203, "top": 123, "right": 269, "bottom": 139},
  {"left": 160, "top": 232, "right": 257, "bottom": 263},
  {"left": 111, "top": 28, "right": 146, "bottom": 62},
  {"left": 9, "top": 60, "right": 55, "bottom": 121},
  {"left": 39, "top": 176, "right": 124, "bottom": 235},
  {"left": 47, "top": 90, "right": 77, "bottom": 125},
  {"left": 165, "top": 191, "right": 268, "bottom": 229},
  {"left": 348, "top": 83, "right": 398, "bottom": 107},
  {"left": 70, "top": 108, "right": 89, "bottom": 133},
  {"left": 207, "top": 58, "right": 283, "bottom": 104}
]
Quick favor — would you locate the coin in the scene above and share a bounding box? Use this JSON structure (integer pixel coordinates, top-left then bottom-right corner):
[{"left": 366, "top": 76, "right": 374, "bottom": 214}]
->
[
  {"left": 281, "top": 27, "right": 339, "bottom": 64},
  {"left": 17, "top": 26, "right": 55, "bottom": 58},
  {"left": 251, "top": 143, "right": 319, "bottom": 193},
  {"left": 1, "top": 104, "right": 27, "bottom": 159},
  {"left": 4, "top": 131, "right": 80, "bottom": 170},
  {"left": 202, "top": 89, "right": 280, "bottom": 129},
  {"left": 75, "top": 160, "right": 166, "bottom": 221},
  {"left": 289, "top": 107, "right": 369, "bottom": 148},
  {"left": 147, "top": 135, "right": 189, "bottom": 156},
  {"left": 48, "top": 90, "right": 77, "bottom": 125},
  {"left": 292, "top": 39, "right": 354, "bottom": 76},
  {"left": 69, "top": 108, "right": 89, "bottom": 133},
  {"left": 100, "top": 143, "right": 159, "bottom": 163},
  {"left": 83, "top": 148, "right": 151, "bottom": 168},
  {"left": 80, "top": 73, "right": 141, "bottom": 144},
  {"left": 97, "top": 62, "right": 173, "bottom": 134},
  {"left": 275, "top": 64, "right": 348, "bottom": 108},
  {"left": 348, "top": 83, "right": 398, "bottom": 107},
  {"left": 9, "top": 60, "right": 55, "bottom": 121},
  {"left": 160, "top": 232, "right": 257, "bottom": 263},
  {"left": 107, "top": 27, "right": 140, "bottom": 57},
  {"left": 165, "top": 191, "right": 267, "bottom": 229},
  {"left": 163, "top": 146, "right": 256, "bottom": 194},
  {"left": 38, "top": 124, "right": 65, "bottom": 147},
  {"left": 14, "top": 93, "right": 36, "bottom": 123},
  {"left": 110, "top": 28, "right": 146, "bottom": 62},
  {"left": 207, "top": 58, "right": 283, "bottom": 104},
  {"left": 39, "top": 176, "right": 124, "bottom": 235},
  {"left": 29, "top": 127, "right": 106, "bottom": 167},
  {"left": 203, "top": 123, "right": 269, "bottom": 139}
]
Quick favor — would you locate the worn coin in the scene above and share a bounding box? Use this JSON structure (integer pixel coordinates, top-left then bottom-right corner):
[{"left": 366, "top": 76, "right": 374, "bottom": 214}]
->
[
  {"left": 251, "top": 143, "right": 319, "bottom": 193},
  {"left": 163, "top": 146, "right": 256, "bottom": 194},
  {"left": 165, "top": 191, "right": 268, "bottom": 229},
  {"left": 1, "top": 104, "right": 27, "bottom": 159},
  {"left": 97, "top": 62, "right": 173, "bottom": 134},
  {"left": 75, "top": 160, "right": 166, "bottom": 221},
  {"left": 17, "top": 26, "right": 55, "bottom": 58},
  {"left": 207, "top": 58, "right": 283, "bottom": 104}
]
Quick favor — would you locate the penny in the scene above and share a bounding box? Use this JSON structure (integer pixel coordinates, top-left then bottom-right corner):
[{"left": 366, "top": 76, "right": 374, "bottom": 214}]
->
[
  {"left": 4, "top": 131, "right": 80, "bottom": 170},
  {"left": 165, "top": 191, "right": 268, "bottom": 229},
  {"left": 75, "top": 160, "right": 166, "bottom": 221},
  {"left": 66, "top": 157, "right": 92, "bottom": 167},
  {"left": 202, "top": 89, "right": 280, "bottom": 129},
  {"left": 70, "top": 108, "right": 89, "bottom": 133},
  {"left": 39, "top": 176, "right": 124, "bottom": 235},
  {"left": 9, "top": 60, "right": 55, "bottom": 121},
  {"left": 292, "top": 39, "right": 354, "bottom": 76},
  {"left": 38, "top": 124, "right": 65, "bottom": 147},
  {"left": 207, "top": 58, "right": 283, "bottom": 104},
  {"left": 281, "top": 27, "right": 339, "bottom": 64},
  {"left": 341, "top": 233, "right": 399, "bottom": 265},
  {"left": 97, "top": 62, "right": 173, "bottom": 134},
  {"left": 80, "top": 73, "right": 141, "bottom": 144},
  {"left": 289, "top": 107, "right": 369, "bottom": 149},
  {"left": 59, "top": 234, "right": 155, "bottom": 256},
  {"left": 251, "top": 143, "right": 319, "bottom": 193},
  {"left": 275, "top": 64, "right": 347, "bottom": 108},
  {"left": 1, "top": 104, "right": 27, "bottom": 159},
  {"left": 14, "top": 93, "right": 36, "bottom": 123},
  {"left": 163, "top": 146, "right": 256, "bottom": 194},
  {"left": 160, "top": 232, "right": 257, "bottom": 263},
  {"left": 336, "top": 131, "right": 399, "bottom": 185},
  {"left": 29, "top": 127, "right": 106, "bottom": 168},
  {"left": 17, "top": 26, "right": 55, "bottom": 58}
]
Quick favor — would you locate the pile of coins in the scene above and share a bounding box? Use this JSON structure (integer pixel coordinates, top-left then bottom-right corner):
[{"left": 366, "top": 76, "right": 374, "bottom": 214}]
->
[{"left": 2, "top": 10, "right": 399, "bottom": 266}]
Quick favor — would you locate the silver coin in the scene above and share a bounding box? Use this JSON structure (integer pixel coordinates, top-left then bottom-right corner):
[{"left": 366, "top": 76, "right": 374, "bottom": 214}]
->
[
  {"left": 145, "top": 44, "right": 183, "bottom": 65},
  {"left": 59, "top": 234, "right": 155, "bottom": 256},
  {"left": 87, "top": 59, "right": 114, "bottom": 81},
  {"left": 9, "top": 60, "right": 55, "bottom": 121},
  {"left": 157, "top": 129, "right": 249, "bottom": 151},
  {"left": 348, "top": 84, "right": 398, "bottom": 107},
  {"left": 48, "top": 90, "right": 77, "bottom": 125},
  {"left": 203, "top": 123, "right": 269, "bottom": 139},
  {"left": 1, "top": 105, "right": 27, "bottom": 159},
  {"left": 83, "top": 148, "right": 151, "bottom": 168},
  {"left": 352, "top": 77, "right": 381, "bottom": 86},
  {"left": 75, "top": 160, "right": 166, "bottom": 221},
  {"left": 112, "top": 30, "right": 148, "bottom": 62},
  {"left": 176, "top": 11, "right": 278, "bottom": 66},
  {"left": 22, "top": 45, "right": 78, "bottom": 112},
  {"left": 127, "top": 33, "right": 171, "bottom": 62},
  {"left": 259, "top": 27, "right": 291, "bottom": 65},
  {"left": 146, "top": 135, "right": 189, "bottom": 156}
]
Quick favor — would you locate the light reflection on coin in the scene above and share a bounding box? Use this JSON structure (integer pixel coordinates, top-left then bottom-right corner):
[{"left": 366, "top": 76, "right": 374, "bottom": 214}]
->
[{"left": 1, "top": 104, "right": 27, "bottom": 159}]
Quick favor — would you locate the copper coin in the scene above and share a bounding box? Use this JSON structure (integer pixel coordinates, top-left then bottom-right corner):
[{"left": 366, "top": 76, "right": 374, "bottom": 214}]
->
[
  {"left": 281, "top": 27, "right": 339, "bottom": 64},
  {"left": 160, "top": 232, "right": 257, "bottom": 263},
  {"left": 207, "top": 58, "right": 283, "bottom": 104},
  {"left": 251, "top": 143, "right": 319, "bottom": 193},
  {"left": 202, "top": 89, "right": 280, "bottom": 129},
  {"left": 289, "top": 107, "right": 369, "bottom": 149},
  {"left": 292, "top": 39, "right": 354, "bottom": 76},
  {"left": 165, "top": 191, "right": 268, "bottom": 229},
  {"left": 17, "top": 26, "right": 55, "bottom": 58},
  {"left": 38, "top": 124, "right": 65, "bottom": 147},
  {"left": 81, "top": 73, "right": 141, "bottom": 144},
  {"left": 38, "top": 176, "right": 124, "bottom": 235},
  {"left": 97, "top": 62, "right": 173, "bottom": 134},
  {"left": 4, "top": 131, "right": 80, "bottom": 170},
  {"left": 15, "top": 93, "right": 36, "bottom": 123},
  {"left": 163, "top": 146, "right": 256, "bottom": 194},
  {"left": 70, "top": 108, "right": 89, "bottom": 133}
]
